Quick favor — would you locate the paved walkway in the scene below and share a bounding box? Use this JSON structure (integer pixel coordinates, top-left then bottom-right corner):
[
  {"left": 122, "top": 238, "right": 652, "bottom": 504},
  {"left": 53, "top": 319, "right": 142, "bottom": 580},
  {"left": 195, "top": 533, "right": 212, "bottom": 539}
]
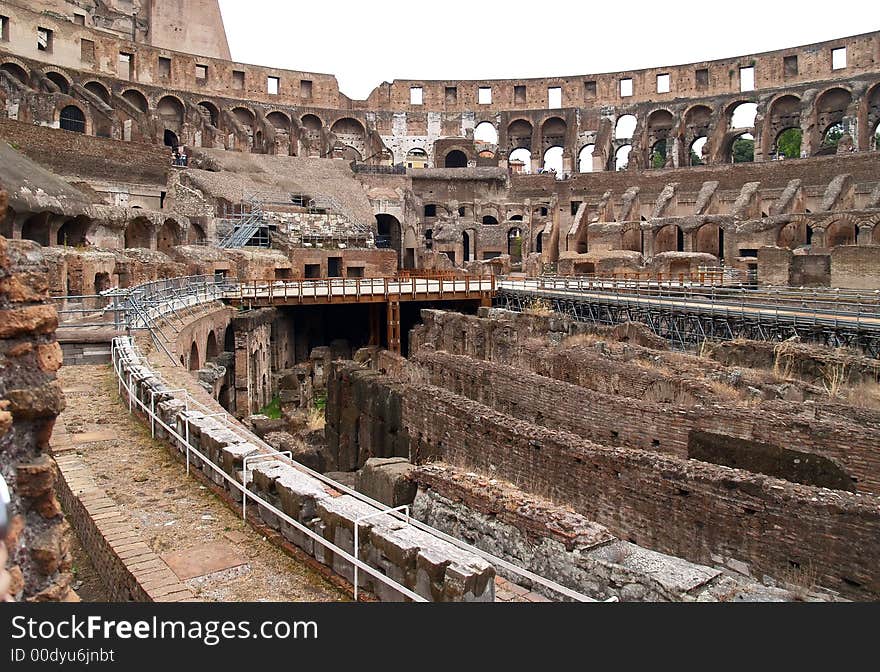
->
[{"left": 56, "top": 364, "right": 348, "bottom": 603}]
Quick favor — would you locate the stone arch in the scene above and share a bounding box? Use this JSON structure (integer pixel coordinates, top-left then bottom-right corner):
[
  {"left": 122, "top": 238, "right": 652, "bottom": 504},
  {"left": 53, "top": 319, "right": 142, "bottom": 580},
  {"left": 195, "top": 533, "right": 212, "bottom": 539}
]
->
[
  {"left": 694, "top": 222, "right": 724, "bottom": 259},
  {"left": 509, "top": 148, "right": 532, "bottom": 173},
  {"left": 406, "top": 147, "right": 428, "bottom": 168},
  {"left": 56, "top": 216, "right": 91, "bottom": 246},
  {"left": 330, "top": 117, "right": 365, "bottom": 136},
  {"left": 482, "top": 214, "right": 499, "bottom": 226},
  {"left": 777, "top": 220, "right": 809, "bottom": 249},
  {"left": 21, "top": 214, "right": 50, "bottom": 246},
  {"left": 578, "top": 144, "right": 595, "bottom": 173},
  {"left": 824, "top": 218, "right": 857, "bottom": 247},
  {"left": 1, "top": 62, "right": 29, "bottom": 84},
  {"left": 508, "top": 119, "right": 533, "bottom": 151},
  {"left": 157, "top": 219, "right": 181, "bottom": 254},
  {"left": 474, "top": 121, "right": 498, "bottom": 145},
  {"left": 206, "top": 331, "right": 219, "bottom": 361},
  {"left": 45, "top": 71, "right": 70, "bottom": 95},
  {"left": 614, "top": 115, "right": 637, "bottom": 140},
  {"left": 541, "top": 117, "right": 567, "bottom": 152},
  {"left": 84, "top": 81, "right": 111, "bottom": 104},
  {"left": 187, "top": 222, "right": 206, "bottom": 244},
  {"left": 689, "top": 137, "right": 708, "bottom": 166},
  {"left": 765, "top": 94, "right": 801, "bottom": 155},
  {"left": 189, "top": 342, "right": 200, "bottom": 371},
  {"left": 543, "top": 146, "right": 563, "bottom": 173},
  {"left": 614, "top": 145, "right": 632, "bottom": 171},
  {"left": 125, "top": 217, "right": 154, "bottom": 249},
  {"left": 726, "top": 131, "right": 755, "bottom": 163},
  {"left": 815, "top": 87, "right": 852, "bottom": 153},
  {"left": 728, "top": 101, "right": 758, "bottom": 130},
  {"left": 684, "top": 105, "right": 713, "bottom": 161},
  {"left": 122, "top": 88, "right": 149, "bottom": 113},
  {"left": 301, "top": 114, "right": 322, "bottom": 132},
  {"left": 376, "top": 213, "right": 402, "bottom": 267},
  {"left": 59, "top": 104, "right": 86, "bottom": 134},
  {"left": 445, "top": 149, "right": 468, "bottom": 168},
  {"left": 266, "top": 110, "right": 290, "bottom": 131},
  {"left": 231, "top": 106, "right": 255, "bottom": 131},
  {"left": 163, "top": 129, "right": 179, "bottom": 148},
  {"left": 157, "top": 95, "right": 185, "bottom": 123},
  {"left": 507, "top": 227, "right": 523, "bottom": 261},
  {"left": 655, "top": 224, "right": 683, "bottom": 253},
  {"left": 866, "top": 82, "right": 880, "bottom": 149},
  {"left": 646, "top": 109, "right": 675, "bottom": 165},
  {"left": 197, "top": 100, "right": 221, "bottom": 127}
]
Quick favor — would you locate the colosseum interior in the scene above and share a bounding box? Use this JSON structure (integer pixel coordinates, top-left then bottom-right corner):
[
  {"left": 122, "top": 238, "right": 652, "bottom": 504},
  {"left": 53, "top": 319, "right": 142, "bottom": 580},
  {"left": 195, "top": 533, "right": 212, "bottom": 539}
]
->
[{"left": 0, "top": 0, "right": 879, "bottom": 605}]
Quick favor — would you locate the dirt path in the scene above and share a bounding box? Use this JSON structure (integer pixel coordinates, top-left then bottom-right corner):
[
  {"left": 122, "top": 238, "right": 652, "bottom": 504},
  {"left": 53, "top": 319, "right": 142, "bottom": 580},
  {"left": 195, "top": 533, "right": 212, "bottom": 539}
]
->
[{"left": 58, "top": 364, "right": 348, "bottom": 603}]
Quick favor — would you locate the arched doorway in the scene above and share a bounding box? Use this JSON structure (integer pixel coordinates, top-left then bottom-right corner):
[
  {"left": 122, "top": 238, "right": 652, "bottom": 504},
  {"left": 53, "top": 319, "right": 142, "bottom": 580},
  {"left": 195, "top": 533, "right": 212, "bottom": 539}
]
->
[
  {"left": 157, "top": 220, "right": 180, "bottom": 254},
  {"left": 507, "top": 227, "right": 523, "bottom": 262},
  {"left": 445, "top": 150, "right": 468, "bottom": 168},
  {"left": 206, "top": 331, "right": 219, "bottom": 361},
  {"left": 189, "top": 342, "right": 200, "bottom": 371},
  {"left": 21, "top": 214, "right": 50, "bottom": 246},
  {"left": 375, "top": 214, "right": 402, "bottom": 268},
  {"left": 59, "top": 105, "right": 86, "bottom": 133},
  {"left": 655, "top": 224, "right": 683, "bottom": 253},
  {"left": 163, "top": 129, "right": 179, "bottom": 148}
]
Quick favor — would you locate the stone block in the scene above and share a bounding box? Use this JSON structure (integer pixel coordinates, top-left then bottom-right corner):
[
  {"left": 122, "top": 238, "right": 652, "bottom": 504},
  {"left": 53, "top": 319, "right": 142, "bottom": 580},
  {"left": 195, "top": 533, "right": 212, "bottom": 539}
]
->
[{"left": 355, "top": 457, "right": 416, "bottom": 507}]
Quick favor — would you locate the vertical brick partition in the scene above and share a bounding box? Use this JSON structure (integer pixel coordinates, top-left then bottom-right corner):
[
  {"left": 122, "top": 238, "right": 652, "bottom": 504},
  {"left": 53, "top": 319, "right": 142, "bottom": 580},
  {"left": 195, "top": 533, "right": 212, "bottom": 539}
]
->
[
  {"left": 51, "top": 422, "right": 195, "bottom": 603},
  {"left": 327, "top": 359, "right": 880, "bottom": 600}
]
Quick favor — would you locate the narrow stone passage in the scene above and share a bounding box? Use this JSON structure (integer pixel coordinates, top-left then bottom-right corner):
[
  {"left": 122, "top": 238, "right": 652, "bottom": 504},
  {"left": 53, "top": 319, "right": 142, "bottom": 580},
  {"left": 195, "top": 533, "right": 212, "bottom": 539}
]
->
[{"left": 56, "top": 364, "right": 348, "bottom": 603}]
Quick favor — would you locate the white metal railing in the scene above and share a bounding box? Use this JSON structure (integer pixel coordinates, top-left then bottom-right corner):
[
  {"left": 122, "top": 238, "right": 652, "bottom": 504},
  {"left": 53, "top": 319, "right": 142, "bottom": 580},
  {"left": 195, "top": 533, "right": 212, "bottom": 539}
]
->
[
  {"left": 111, "top": 337, "right": 426, "bottom": 602},
  {"left": 111, "top": 335, "right": 598, "bottom": 602}
]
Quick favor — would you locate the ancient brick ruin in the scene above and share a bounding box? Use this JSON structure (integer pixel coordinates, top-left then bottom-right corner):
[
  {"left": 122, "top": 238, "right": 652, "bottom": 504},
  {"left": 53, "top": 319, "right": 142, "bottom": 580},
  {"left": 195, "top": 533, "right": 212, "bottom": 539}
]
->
[{"left": 0, "top": 1, "right": 878, "bottom": 603}]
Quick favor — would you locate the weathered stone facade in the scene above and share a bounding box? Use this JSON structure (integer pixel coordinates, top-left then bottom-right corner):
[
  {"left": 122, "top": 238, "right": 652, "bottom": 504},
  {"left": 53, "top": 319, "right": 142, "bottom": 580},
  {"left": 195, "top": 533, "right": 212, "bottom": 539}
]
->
[{"left": 0, "top": 217, "right": 72, "bottom": 600}]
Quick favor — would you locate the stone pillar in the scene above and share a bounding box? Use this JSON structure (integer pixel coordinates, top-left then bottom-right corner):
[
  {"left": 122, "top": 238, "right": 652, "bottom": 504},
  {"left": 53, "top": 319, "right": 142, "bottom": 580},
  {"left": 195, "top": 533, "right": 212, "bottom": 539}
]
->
[{"left": 0, "top": 200, "right": 73, "bottom": 601}]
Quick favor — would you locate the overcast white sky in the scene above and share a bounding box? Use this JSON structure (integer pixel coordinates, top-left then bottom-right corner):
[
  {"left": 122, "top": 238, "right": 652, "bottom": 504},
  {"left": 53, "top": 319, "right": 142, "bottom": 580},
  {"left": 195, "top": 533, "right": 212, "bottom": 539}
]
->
[{"left": 217, "top": 0, "right": 879, "bottom": 100}]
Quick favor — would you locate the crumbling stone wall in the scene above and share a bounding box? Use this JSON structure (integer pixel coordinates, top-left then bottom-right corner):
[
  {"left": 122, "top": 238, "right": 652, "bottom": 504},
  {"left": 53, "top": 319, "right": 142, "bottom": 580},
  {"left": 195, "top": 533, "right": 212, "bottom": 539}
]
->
[
  {"left": 326, "top": 358, "right": 880, "bottom": 599},
  {"left": 0, "top": 226, "right": 72, "bottom": 601}
]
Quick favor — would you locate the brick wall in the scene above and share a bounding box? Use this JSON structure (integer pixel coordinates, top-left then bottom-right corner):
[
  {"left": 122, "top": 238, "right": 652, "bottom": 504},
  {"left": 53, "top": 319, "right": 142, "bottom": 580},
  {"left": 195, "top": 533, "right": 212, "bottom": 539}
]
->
[
  {"left": 0, "top": 117, "right": 169, "bottom": 185},
  {"left": 326, "top": 359, "right": 880, "bottom": 599},
  {"left": 831, "top": 246, "right": 880, "bottom": 289},
  {"left": 409, "top": 350, "right": 878, "bottom": 494}
]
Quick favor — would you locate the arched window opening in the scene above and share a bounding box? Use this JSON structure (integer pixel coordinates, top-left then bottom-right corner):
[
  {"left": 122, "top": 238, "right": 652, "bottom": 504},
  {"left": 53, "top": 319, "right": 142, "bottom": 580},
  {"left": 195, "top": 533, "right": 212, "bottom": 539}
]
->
[
  {"left": 46, "top": 72, "right": 69, "bottom": 95},
  {"left": 189, "top": 342, "right": 200, "bottom": 371},
  {"left": 730, "top": 102, "right": 758, "bottom": 130},
  {"left": 123, "top": 89, "right": 149, "bottom": 113},
  {"left": 406, "top": 148, "right": 428, "bottom": 169},
  {"left": 507, "top": 227, "right": 523, "bottom": 262},
  {"left": 542, "top": 146, "right": 563, "bottom": 174},
  {"left": 206, "top": 331, "right": 219, "bottom": 361},
  {"left": 731, "top": 133, "right": 754, "bottom": 163},
  {"left": 474, "top": 122, "right": 498, "bottom": 145},
  {"left": 650, "top": 140, "right": 667, "bottom": 169},
  {"left": 445, "top": 150, "right": 468, "bottom": 168},
  {"left": 482, "top": 215, "right": 499, "bottom": 226},
  {"left": 59, "top": 105, "right": 86, "bottom": 134},
  {"left": 614, "top": 115, "right": 637, "bottom": 140},
  {"left": 1, "top": 63, "right": 28, "bottom": 84},
  {"left": 578, "top": 144, "right": 595, "bottom": 173},
  {"left": 509, "top": 147, "right": 532, "bottom": 174},
  {"left": 821, "top": 122, "right": 846, "bottom": 152},
  {"left": 615, "top": 145, "right": 632, "bottom": 171},
  {"left": 84, "top": 81, "right": 110, "bottom": 104},
  {"left": 776, "top": 128, "right": 803, "bottom": 160},
  {"left": 690, "top": 137, "right": 707, "bottom": 166}
]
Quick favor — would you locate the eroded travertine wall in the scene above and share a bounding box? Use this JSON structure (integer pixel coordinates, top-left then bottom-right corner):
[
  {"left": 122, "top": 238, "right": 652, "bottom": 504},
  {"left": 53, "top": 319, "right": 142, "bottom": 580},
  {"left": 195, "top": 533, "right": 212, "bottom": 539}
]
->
[{"left": 0, "top": 224, "right": 72, "bottom": 601}]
